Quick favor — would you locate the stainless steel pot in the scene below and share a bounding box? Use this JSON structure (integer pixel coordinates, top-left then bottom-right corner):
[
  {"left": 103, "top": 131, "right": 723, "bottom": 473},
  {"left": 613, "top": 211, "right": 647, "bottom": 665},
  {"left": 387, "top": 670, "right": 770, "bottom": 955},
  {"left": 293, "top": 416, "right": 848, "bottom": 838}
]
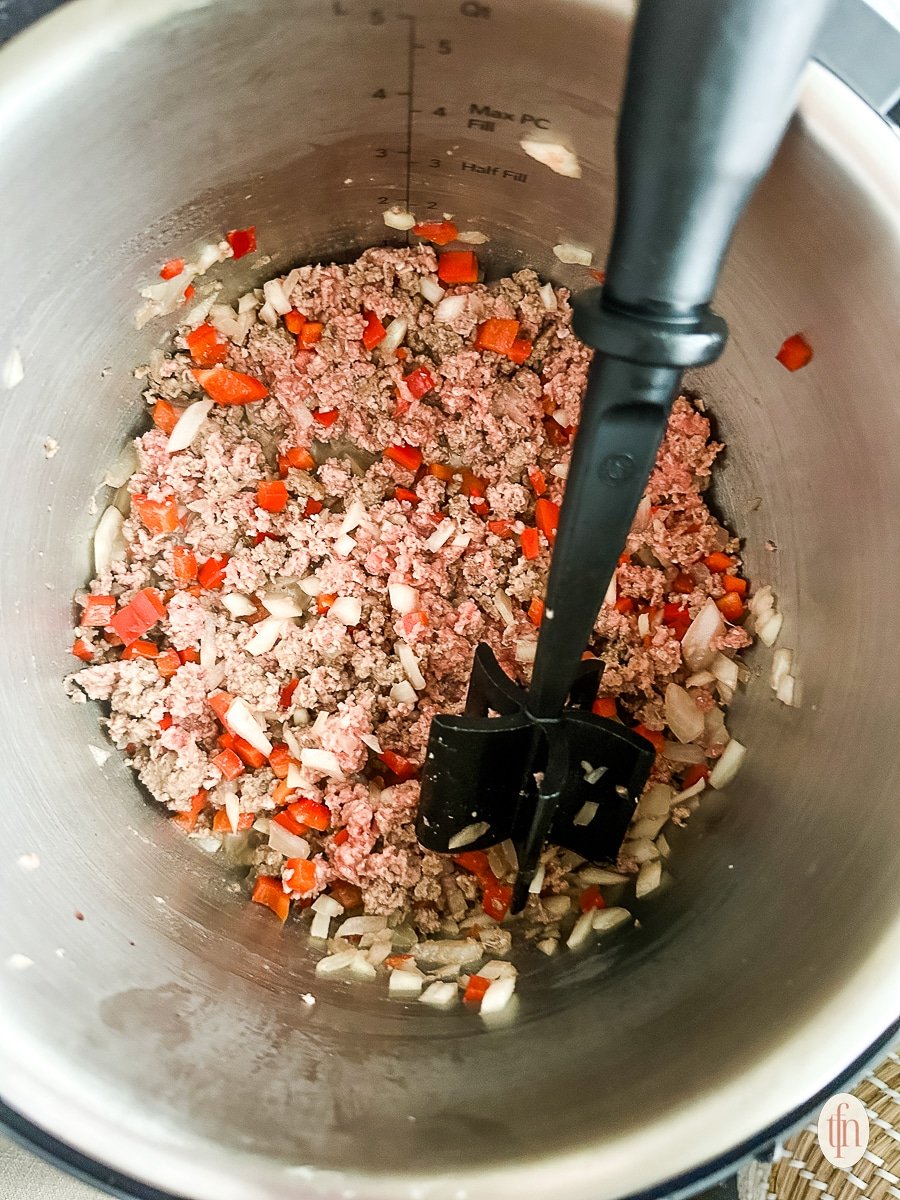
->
[{"left": 1, "top": 2, "right": 899, "bottom": 1198}]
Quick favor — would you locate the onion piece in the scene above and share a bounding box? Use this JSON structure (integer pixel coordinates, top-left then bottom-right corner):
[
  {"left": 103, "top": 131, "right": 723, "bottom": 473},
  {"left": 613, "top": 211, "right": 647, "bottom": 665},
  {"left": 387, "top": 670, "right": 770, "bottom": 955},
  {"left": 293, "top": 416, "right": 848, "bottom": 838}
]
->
[
  {"left": 776, "top": 675, "right": 797, "bottom": 706},
  {"left": 221, "top": 592, "right": 257, "bottom": 618},
  {"left": 685, "top": 670, "right": 716, "bottom": 689},
  {"left": 552, "top": 243, "right": 592, "bottom": 266},
  {"left": 93, "top": 506, "right": 126, "bottom": 575},
  {"left": 635, "top": 784, "right": 673, "bottom": 818},
  {"left": 579, "top": 866, "right": 628, "bottom": 886},
  {"left": 425, "top": 519, "right": 455, "bottom": 552},
  {"left": 383, "top": 207, "right": 416, "bottom": 231},
  {"left": 681, "top": 598, "right": 725, "bottom": 671},
  {"left": 712, "top": 654, "right": 739, "bottom": 690},
  {"left": 245, "top": 616, "right": 287, "bottom": 656},
  {"left": 528, "top": 863, "right": 546, "bottom": 894},
  {"left": 340, "top": 499, "right": 366, "bottom": 536},
  {"left": 757, "top": 611, "right": 784, "bottom": 647},
  {"left": 662, "top": 740, "right": 706, "bottom": 764},
  {"left": 389, "top": 967, "right": 424, "bottom": 994},
  {"left": 478, "top": 960, "right": 517, "bottom": 981},
  {"left": 637, "top": 612, "right": 650, "bottom": 638},
  {"left": 635, "top": 859, "right": 662, "bottom": 898},
  {"left": 333, "top": 533, "right": 356, "bottom": 558},
  {"left": 225, "top": 697, "right": 272, "bottom": 756},
  {"left": 258, "top": 300, "right": 278, "bottom": 328},
  {"left": 237, "top": 291, "right": 259, "bottom": 314},
  {"left": 389, "top": 583, "right": 419, "bottom": 614},
  {"left": 419, "top": 982, "right": 457, "bottom": 1008},
  {"left": 2, "top": 347, "right": 24, "bottom": 389},
  {"left": 299, "top": 575, "right": 323, "bottom": 597},
  {"left": 492, "top": 588, "right": 516, "bottom": 628},
  {"left": 268, "top": 823, "right": 310, "bottom": 859},
  {"left": 457, "top": 230, "right": 489, "bottom": 244},
  {"left": 708, "top": 738, "right": 746, "bottom": 789},
  {"left": 520, "top": 137, "right": 581, "bottom": 178},
  {"left": 263, "top": 278, "right": 291, "bottom": 316},
  {"left": 104, "top": 443, "right": 138, "bottom": 488},
  {"left": 447, "top": 821, "right": 490, "bottom": 850},
  {"left": 671, "top": 778, "right": 706, "bottom": 804},
  {"left": 592, "top": 906, "right": 631, "bottom": 933},
  {"left": 380, "top": 317, "right": 408, "bottom": 354},
  {"left": 479, "top": 975, "right": 516, "bottom": 1014},
  {"left": 315, "top": 951, "right": 356, "bottom": 976},
  {"left": 771, "top": 647, "right": 794, "bottom": 690},
  {"left": 419, "top": 277, "right": 445, "bottom": 304},
  {"left": 300, "top": 747, "right": 345, "bottom": 780},
  {"left": 397, "top": 642, "right": 426, "bottom": 690},
  {"left": 200, "top": 614, "right": 218, "bottom": 670},
  {"left": 748, "top": 584, "right": 775, "bottom": 617},
  {"left": 330, "top": 596, "right": 361, "bottom": 626},
  {"left": 573, "top": 800, "right": 599, "bottom": 826},
  {"left": 664, "top": 682, "right": 705, "bottom": 743},
  {"left": 167, "top": 399, "right": 213, "bottom": 453},
  {"left": 566, "top": 910, "right": 595, "bottom": 949},
  {"left": 260, "top": 592, "right": 305, "bottom": 619},
  {"left": 539, "top": 281, "right": 558, "bottom": 311},
  {"left": 415, "top": 940, "right": 481, "bottom": 966},
  {"left": 312, "top": 894, "right": 343, "bottom": 917},
  {"left": 224, "top": 788, "right": 241, "bottom": 834},
  {"left": 390, "top": 680, "right": 418, "bottom": 705},
  {"left": 310, "top": 911, "right": 332, "bottom": 940},
  {"left": 337, "top": 915, "right": 388, "bottom": 937},
  {"left": 434, "top": 295, "right": 466, "bottom": 323},
  {"left": 515, "top": 638, "right": 537, "bottom": 663}
]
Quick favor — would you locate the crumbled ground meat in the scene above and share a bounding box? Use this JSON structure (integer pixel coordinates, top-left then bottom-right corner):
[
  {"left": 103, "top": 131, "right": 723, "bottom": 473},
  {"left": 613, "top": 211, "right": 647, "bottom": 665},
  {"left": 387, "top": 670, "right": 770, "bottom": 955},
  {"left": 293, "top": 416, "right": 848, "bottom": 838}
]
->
[{"left": 70, "top": 245, "right": 753, "bottom": 978}]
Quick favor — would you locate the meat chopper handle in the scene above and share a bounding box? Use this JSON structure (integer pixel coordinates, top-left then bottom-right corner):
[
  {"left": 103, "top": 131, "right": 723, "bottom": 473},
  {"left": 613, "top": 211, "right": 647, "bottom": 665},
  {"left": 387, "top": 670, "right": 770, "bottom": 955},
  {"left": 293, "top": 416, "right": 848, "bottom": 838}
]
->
[{"left": 604, "top": 0, "right": 832, "bottom": 316}]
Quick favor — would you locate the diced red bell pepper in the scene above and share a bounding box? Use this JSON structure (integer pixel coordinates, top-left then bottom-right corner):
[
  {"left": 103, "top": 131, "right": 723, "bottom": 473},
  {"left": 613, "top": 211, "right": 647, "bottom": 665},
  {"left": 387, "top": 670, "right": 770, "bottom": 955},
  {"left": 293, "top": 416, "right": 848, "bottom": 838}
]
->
[
  {"left": 378, "top": 749, "right": 418, "bottom": 781},
  {"left": 329, "top": 879, "right": 363, "bottom": 909},
  {"left": 71, "top": 637, "right": 94, "bottom": 662},
  {"left": 178, "top": 646, "right": 200, "bottom": 664},
  {"left": 703, "top": 552, "right": 734, "bottom": 573},
  {"left": 159, "top": 714, "right": 174, "bottom": 730},
  {"left": 543, "top": 415, "right": 571, "bottom": 446},
  {"left": 212, "top": 809, "right": 253, "bottom": 833},
  {"left": 592, "top": 696, "right": 618, "bottom": 719},
  {"left": 156, "top": 648, "right": 181, "bottom": 679},
  {"left": 487, "top": 519, "right": 513, "bottom": 538},
  {"left": 298, "top": 322, "right": 324, "bottom": 347},
  {"left": 172, "top": 545, "right": 198, "bottom": 583},
  {"left": 404, "top": 366, "right": 437, "bottom": 399},
  {"left": 303, "top": 498, "right": 324, "bottom": 518},
  {"left": 589, "top": 268, "right": 607, "bottom": 283},
  {"left": 428, "top": 462, "right": 455, "bottom": 482},
  {"left": 288, "top": 797, "right": 330, "bottom": 832},
  {"left": 614, "top": 596, "right": 635, "bottom": 615},
  {"left": 412, "top": 220, "right": 459, "bottom": 245},
  {"left": 722, "top": 574, "right": 748, "bottom": 596},
  {"left": 716, "top": 592, "right": 745, "bottom": 622},
  {"left": 506, "top": 337, "right": 533, "bottom": 365},
  {"left": 152, "top": 399, "right": 179, "bottom": 435},
  {"left": 252, "top": 875, "right": 290, "bottom": 922},
  {"left": 482, "top": 881, "right": 512, "bottom": 922},
  {"left": 385, "top": 953, "right": 413, "bottom": 970},
  {"left": 520, "top": 527, "right": 540, "bottom": 560},
  {"left": 463, "top": 974, "right": 492, "bottom": 1005},
  {"left": 384, "top": 443, "right": 423, "bottom": 473},
  {"left": 268, "top": 743, "right": 292, "bottom": 779},
  {"left": 81, "top": 594, "right": 117, "bottom": 627},
  {"left": 331, "top": 828, "right": 350, "bottom": 847},
  {"left": 775, "top": 332, "right": 812, "bottom": 372},
  {"left": 394, "top": 486, "right": 419, "bottom": 505},
  {"left": 681, "top": 762, "right": 710, "bottom": 790},
  {"left": 185, "top": 323, "right": 229, "bottom": 367},
  {"left": 316, "top": 592, "right": 336, "bottom": 615},
  {"left": 633, "top": 724, "right": 665, "bottom": 754},
  {"left": 182, "top": 284, "right": 195, "bottom": 302},
  {"left": 192, "top": 366, "right": 268, "bottom": 406},
  {"left": 283, "top": 857, "right": 317, "bottom": 895},
  {"left": 108, "top": 588, "right": 166, "bottom": 645},
  {"left": 312, "top": 407, "right": 339, "bottom": 427},
  {"left": 226, "top": 226, "right": 257, "bottom": 259},
  {"left": 212, "top": 748, "right": 244, "bottom": 781},
  {"left": 535, "top": 498, "right": 560, "bottom": 542},
  {"left": 121, "top": 638, "right": 159, "bottom": 660},
  {"left": 453, "top": 850, "right": 496, "bottom": 887},
  {"left": 361, "top": 310, "right": 387, "bottom": 350},
  {"left": 159, "top": 258, "right": 184, "bottom": 280},
  {"left": 279, "top": 678, "right": 299, "bottom": 708},
  {"left": 528, "top": 467, "right": 547, "bottom": 497},
  {"left": 132, "top": 494, "right": 180, "bottom": 535},
  {"left": 171, "top": 789, "right": 208, "bottom": 832},
  {"left": 257, "top": 479, "right": 289, "bottom": 513},
  {"left": 230, "top": 734, "right": 267, "bottom": 770},
  {"left": 579, "top": 885, "right": 606, "bottom": 913},
  {"left": 527, "top": 597, "right": 544, "bottom": 626},
  {"left": 273, "top": 809, "right": 307, "bottom": 837},
  {"left": 208, "top": 691, "right": 235, "bottom": 726},
  {"left": 278, "top": 446, "right": 316, "bottom": 476},
  {"left": 662, "top": 602, "right": 691, "bottom": 641},
  {"left": 437, "top": 250, "right": 479, "bottom": 284},
  {"left": 197, "top": 555, "right": 230, "bottom": 590},
  {"left": 672, "top": 571, "right": 695, "bottom": 594},
  {"left": 284, "top": 310, "right": 307, "bottom": 335},
  {"left": 459, "top": 470, "right": 486, "bottom": 498},
  {"left": 474, "top": 319, "right": 520, "bottom": 355}
]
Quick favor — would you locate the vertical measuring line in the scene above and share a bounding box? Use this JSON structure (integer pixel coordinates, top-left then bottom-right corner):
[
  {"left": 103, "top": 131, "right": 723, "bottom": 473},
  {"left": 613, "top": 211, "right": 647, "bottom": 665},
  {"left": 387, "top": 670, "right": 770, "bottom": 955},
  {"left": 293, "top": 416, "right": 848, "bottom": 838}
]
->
[{"left": 399, "top": 12, "right": 416, "bottom": 225}]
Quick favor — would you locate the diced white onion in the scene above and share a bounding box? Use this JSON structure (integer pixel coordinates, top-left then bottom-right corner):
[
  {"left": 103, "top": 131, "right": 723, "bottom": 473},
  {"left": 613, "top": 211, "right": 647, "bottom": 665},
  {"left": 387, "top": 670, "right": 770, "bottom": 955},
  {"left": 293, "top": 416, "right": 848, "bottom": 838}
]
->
[
  {"left": 268, "top": 823, "right": 310, "bottom": 859},
  {"left": 636, "top": 859, "right": 662, "bottom": 898},
  {"left": 528, "top": 863, "right": 546, "bottom": 894},
  {"left": 681, "top": 598, "right": 725, "bottom": 671},
  {"left": 447, "top": 821, "right": 490, "bottom": 850},
  {"left": 340, "top": 499, "right": 366, "bottom": 536},
  {"left": 359, "top": 732, "right": 382, "bottom": 756},
  {"left": 425, "top": 519, "right": 455, "bottom": 552},
  {"left": 539, "top": 281, "right": 558, "bottom": 311},
  {"left": 419, "top": 277, "right": 445, "bottom": 304},
  {"left": 520, "top": 138, "right": 581, "bottom": 178},
  {"left": 225, "top": 697, "right": 272, "bottom": 756},
  {"left": 328, "top": 596, "right": 361, "bottom": 626},
  {"left": 543, "top": 894, "right": 573, "bottom": 920},
  {"left": 552, "top": 243, "right": 593, "bottom": 266},
  {"left": 573, "top": 801, "right": 598, "bottom": 827},
  {"left": 310, "top": 911, "right": 332, "bottom": 939},
  {"left": 630, "top": 814, "right": 668, "bottom": 840},
  {"left": 452, "top": 532, "right": 471, "bottom": 549},
  {"left": 748, "top": 584, "right": 775, "bottom": 617},
  {"left": 671, "top": 778, "right": 706, "bottom": 804},
  {"left": 771, "top": 647, "right": 794, "bottom": 690},
  {"left": 592, "top": 906, "right": 631, "bottom": 933},
  {"left": 389, "top": 583, "right": 419, "bottom": 615},
  {"left": 776, "top": 675, "right": 797, "bottom": 706},
  {"left": 167, "top": 399, "right": 213, "bottom": 453},
  {"left": 479, "top": 975, "right": 516, "bottom": 1014},
  {"left": 515, "top": 638, "right": 537, "bottom": 664},
  {"left": 390, "top": 680, "right": 418, "bottom": 705},
  {"left": 333, "top": 533, "right": 356, "bottom": 558},
  {"left": 315, "top": 950, "right": 356, "bottom": 975},
  {"left": 579, "top": 866, "right": 629, "bottom": 886},
  {"left": 93, "top": 505, "right": 127, "bottom": 575},
  {"left": 621, "top": 838, "right": 659, "bottom": 864},
  {"left": 200, "top": 614, "right": 218, "bottom": 670},
  {"left": 222, "top": 592, "right": 257, "bottom": 617},
  {"left": 337, "top": 915, "right": 388, "bottom": 937},
  {"left": 636, "top": 784, "right": 673, "bottom": 818},
  {"left": 662, "top": 740, "right": 706, "bottom": 764},
  {"left": 299, "top": 747, "right": 345, "bottom": 780},
  {"left": 708, "top": 738, "right": 747, "bottom": 789},
  {"left": 656, "top": 834, "right": 671, "bottom": 858},
  {"left": 685, "top": 670, "right": 716, "bottom": 688},
  {"left": 757, "top": 611, "right": 784, "bottom": 646},
  {"left": 195, "top": 242, "right": 226, "bottom": 272},
  {"left": 418, "top": 982, "right": 458, "bottom": 1008},
  {"left": 104, "top": 443, "right": 138, "bottom": 488},
  {"left": 434, "top": 295, "right": 466, "bottom": 323},
  {"left": 637, "top": 612, "right": 650, "bottom": 638},
  {"left": 299, "top": 575, "right": 323, "bottom": 597},
  {"left": 238, "top": 291, "right": 259, "bottom": 314},
  {"left": 263, "top": 278, "right": 292, "bottom": 316},
  {"left": 603, "top": 575, "right": 617, "bottom": 608},
  {"left": 260, "top": 592, "right": 305, "bottom": 619},
  {"left": 664, "top": 683, "right": 705, "bottom": 744},
  {"left": 350, "top": 951, "right": 377, "bottom": 978},
  {"left": 397, "top": 642, "right": 426, "bottom": 691},
  {"left": 224, "top": 789, "right": 241, "bottom": 834},
  {"left": 380, "top": 317, "right": 408, "bottom": 354},
  {"left": 566, "top": 910, "right": 595, "bottom": 949},
  {"left": 183, "top": 288, "right": 220, "bottom": 328},
  {"left": 389, "top": 967, "right": 424, "bottom": 995},
  {"left": 258, "top": 300, "right": 278, "bottom": 328},
  {"left": 457, "top": 230, "right": 489, "bottom": 244},
  {"left": 493, "top": 588, "right": 516, "bottom": 628},
  {"left": 245, "top": 616, "right": 287, "bottom": 656},
  {"left": 312, "top": 894, "right": 343, "bottom": 917},
  {"left": 712, "top": 653, "right": 739, "bottom": 690},
  {"left": 383, "top": 207, "right": 417, "bottom": 231}
]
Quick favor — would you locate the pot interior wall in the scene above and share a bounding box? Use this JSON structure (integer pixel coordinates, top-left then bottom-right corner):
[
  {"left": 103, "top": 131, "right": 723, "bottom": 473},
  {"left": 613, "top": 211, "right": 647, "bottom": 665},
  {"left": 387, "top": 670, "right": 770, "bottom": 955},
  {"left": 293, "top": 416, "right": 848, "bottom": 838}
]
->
[{"left": 1, "top": 2, "right": 898, "bottom": 1199}]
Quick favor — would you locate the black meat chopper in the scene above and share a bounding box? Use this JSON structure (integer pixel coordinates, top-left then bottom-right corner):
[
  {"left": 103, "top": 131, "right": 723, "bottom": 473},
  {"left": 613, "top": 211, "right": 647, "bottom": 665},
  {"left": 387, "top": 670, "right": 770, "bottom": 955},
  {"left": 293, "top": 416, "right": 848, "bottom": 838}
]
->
[{"left": 416, "top": 0, "right": 830, "bottom": 912}]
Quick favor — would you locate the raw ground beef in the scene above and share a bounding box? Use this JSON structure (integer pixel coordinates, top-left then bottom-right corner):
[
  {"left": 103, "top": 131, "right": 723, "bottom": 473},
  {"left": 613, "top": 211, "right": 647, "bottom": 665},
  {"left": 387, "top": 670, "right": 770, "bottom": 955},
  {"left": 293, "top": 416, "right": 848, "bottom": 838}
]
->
[{"left": 69, "top": 242, "right": 753, "bottom": 991}]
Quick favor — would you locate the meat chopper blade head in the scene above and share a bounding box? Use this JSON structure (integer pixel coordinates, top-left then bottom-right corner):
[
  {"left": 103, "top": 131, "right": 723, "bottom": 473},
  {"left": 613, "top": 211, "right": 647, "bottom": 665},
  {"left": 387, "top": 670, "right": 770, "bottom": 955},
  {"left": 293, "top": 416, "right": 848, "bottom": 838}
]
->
[{"left": 415, "top": 0, "right": 830, "bottom": 901}]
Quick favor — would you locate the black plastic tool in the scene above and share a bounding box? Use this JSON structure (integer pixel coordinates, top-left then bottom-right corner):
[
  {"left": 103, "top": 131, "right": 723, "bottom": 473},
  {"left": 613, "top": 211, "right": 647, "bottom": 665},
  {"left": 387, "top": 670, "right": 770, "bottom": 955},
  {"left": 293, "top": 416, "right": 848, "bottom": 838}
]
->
[{"left": 416, "top": 0, "right": 830, "bottom": 911}]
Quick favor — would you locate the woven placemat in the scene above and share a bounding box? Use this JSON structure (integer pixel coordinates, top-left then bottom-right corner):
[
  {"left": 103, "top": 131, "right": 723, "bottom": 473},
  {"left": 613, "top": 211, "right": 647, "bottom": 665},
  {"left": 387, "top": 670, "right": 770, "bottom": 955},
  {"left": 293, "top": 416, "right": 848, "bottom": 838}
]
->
[{"left": 766, "top": 1050, "right": 900, "bottom": 1200}]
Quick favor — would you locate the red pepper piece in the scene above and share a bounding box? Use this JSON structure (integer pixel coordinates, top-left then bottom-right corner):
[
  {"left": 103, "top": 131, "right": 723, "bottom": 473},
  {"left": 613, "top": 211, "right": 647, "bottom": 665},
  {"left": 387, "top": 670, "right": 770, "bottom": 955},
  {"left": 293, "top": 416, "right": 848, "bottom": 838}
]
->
[
  {"left": 394, "top": 486, "right": 419, "bottom": 505},
  {"left": 592, "top": 696, "right": 618, "bottom": 719},
  {"left": 159, "top": 258, "right": 184, "bottom": 280},
  {"left": 474, "top": 319, "right": 520, "bottom": 355},
  {"left": 208, "top": 691, "right": 235, "bottom": 726},
  {"left": 681, "top": 762, "right": 710, "bottom": 790},
  {"left": 404, "top": 366, "right": 437, "bottom": 399},
  {"left": 487, "top": 519, "right": 513, "bottom": 538},
  {"left": 437, "top": 250, "right": 479, "bottom": 284},
  {"left": 716, "top": 592, "right": 745, "bottom": 622},
  {"left": 633, "top": 724, "right": 665, "bottom": 754},
  {"left": 453, "top": 851, "right": 496, "bottom": 887},
  {"left": 316, "top": 592, "right": 336, "bottom": 615},
  {"left": 775, "top": 332, "right": 812, "bottom": 372},
  {"left": 672, "top": 571, "right": 695, "bottom": 594},
  {"left": 71, "top": 638, "right": 93, "bottom": 662},
  {"left": 185, "top": 323, "right": 229, "bottom": 367},
  {"left": 252, "top": 875, "right": 290, "bottom": 921},
  {"left": 543, "top": 415, "right": 572, "bottom": 446},
  {"left": 226, "top": 226, "right": 257, "bottom": 259},
  {"left": 579, "top": 885, "right": 606, "bottom": 913},
  {"left": 482, "top": 881, "right": 512, "bottom": 922},
  {"left": 197, "top": 555, "right": 230, "bottom": 590},
  {"left": 257, "top": 479, "right": 289, "bottom": 513},
  {"left": 520, "top": 527, "right": 540, "bottom": 560},
  {"left": 722, "top": 575, "right": 748, "bottom": 596},
  {"left": 384, "top": 443, "right": 424, "bottom": 473},
  {"left": 156, "top": 648, "right": 181, "bottom": 679},
  {"left": 527, "top": 597, "right": 544, "bottom": 626},
  {"left": 332, "top": 828, "right": 350, "bottom": 847},
  {"left": 703, "top": 552, "right": 734, "bottom": 573},
  {"left": 614, "top": 596, "right": 635, "bottom": 615},
  {"left": 121, "top": 639, "right": 158, "bottom": 660},
  {"left": 81, "top": 594, "right": 117, "bottom": 627},
  {"left": 463, "top": 974, "right": 492, "bottom": 1005},
  {"left": 312, "top": 407, "right": 339, "bottom": 427},
  {"left": 152, "top": 399, "right": 179, "bottom": 435},
  {"left": 132, "top": 494, "right": 180, "bottom": 535},
  {"left": 172, "top": 545, "right": 198, "bottom": 583},
  {"left": 211, "top": 748, "right": 244, "bottom": 781},
  {"left": 268, "top": 744, "right": 292, "bottom": 779},
  {"left": 287, "top": 797, "right": 330, "bottom": 832},
  {"left": 506, "top": 337, "right": 533, "bottom": 365},
  {"left": 298, "top": 322, "right": 324, "bottom": 347},
  {"left": 171, "top": 789, "right": 208, "bottom": 832},
  {"left": 302, "top": 497, "right": 324, "bottom": 519},
  {"left": 535, "top": 498, "right": 560, "bottom": 542},
  {"left": 108, "top": 588, "right": 166, "bottom": 645},
  {"left": 378, "top": 749, "right": 418, "bottom": 781},
  {"left": 412, "top": 220, "right": 459, "bottom": 245},
  {"left": 428, "top": 462, "right": 455, "bottom": 482},
  {"left": 662, "top": 602, "right": 691, "bottom": 641},
  {"left": 278, "top": 446, "right": 316, "bottom": 476},
  {"left": 178, "top": 646, "right": 200, "bottom": 664},
  {"left": 361, "top": 310, "right": 387, "bottom": 350},
  {"left": 192, "top": 366, "right": 268, "bottom": 406},
  {"left": 284, "top": 310, "right": 307, "bottom": 335},
  {"left": 528, "top": 467, "right": 547, "bottom": 496},
  {"left": 283, "top": 858, "right": 317, "bottom": 894}
]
